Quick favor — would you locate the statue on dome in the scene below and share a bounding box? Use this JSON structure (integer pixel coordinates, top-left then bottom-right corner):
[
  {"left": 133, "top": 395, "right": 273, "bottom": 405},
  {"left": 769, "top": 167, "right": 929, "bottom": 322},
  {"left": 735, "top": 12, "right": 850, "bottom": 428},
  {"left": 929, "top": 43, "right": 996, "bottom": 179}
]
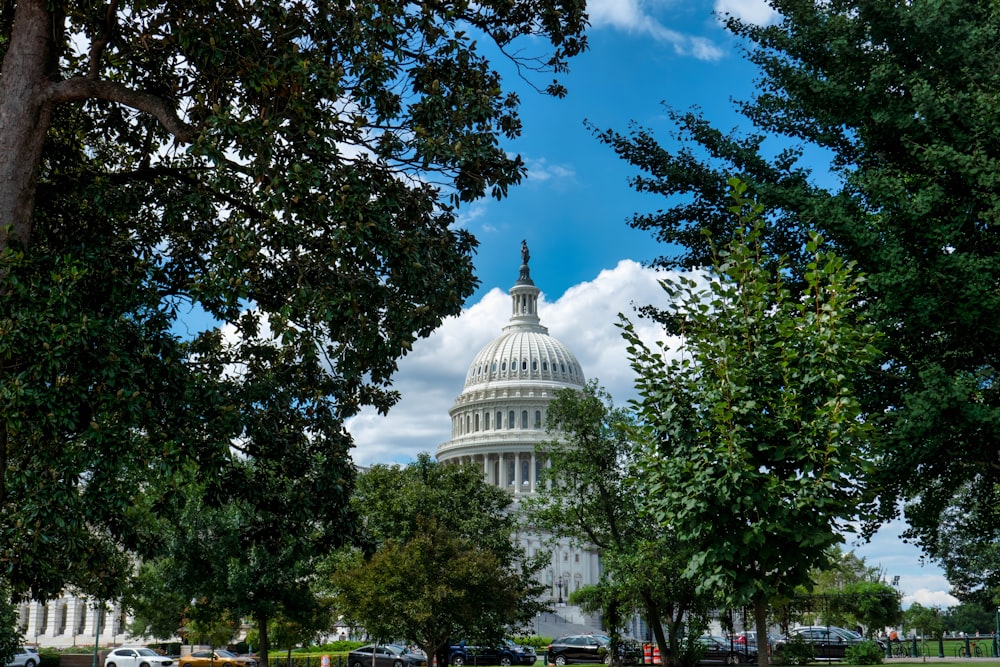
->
[{"left": 521, "top": 239, "right": 530, "bottom": 265}]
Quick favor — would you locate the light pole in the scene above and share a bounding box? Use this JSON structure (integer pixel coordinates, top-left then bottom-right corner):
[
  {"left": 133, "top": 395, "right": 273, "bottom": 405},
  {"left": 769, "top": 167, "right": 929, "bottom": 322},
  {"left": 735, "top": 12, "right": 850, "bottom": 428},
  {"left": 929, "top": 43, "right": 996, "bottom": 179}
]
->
[{"left": 557, "top": 576, "right": 565, "bottom": 606}]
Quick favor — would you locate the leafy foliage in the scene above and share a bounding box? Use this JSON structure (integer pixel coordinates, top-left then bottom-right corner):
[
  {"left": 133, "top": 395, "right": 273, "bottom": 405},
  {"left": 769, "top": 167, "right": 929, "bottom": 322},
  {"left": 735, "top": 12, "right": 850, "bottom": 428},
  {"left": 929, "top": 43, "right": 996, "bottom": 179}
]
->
[
  {"left": 623, "top": 182, "right": 881, "bottom": 666},
  {"left": 903, "top": 603, "right": 945, "bottom": 640},
  {"left": 524, "top": 381, "right": 710, "bottom": 667},
  {"left": 0, "top": 0, "right": 588, "bottom": 605},
  {"left": 844, "top": 641, "right": 883, "bottom": 666},
  {"left": 593, "top": 0, "right": 1000, "bottom": 590},
  {"left": 330, "top": 455, "right": 545, "bottom": 666}
]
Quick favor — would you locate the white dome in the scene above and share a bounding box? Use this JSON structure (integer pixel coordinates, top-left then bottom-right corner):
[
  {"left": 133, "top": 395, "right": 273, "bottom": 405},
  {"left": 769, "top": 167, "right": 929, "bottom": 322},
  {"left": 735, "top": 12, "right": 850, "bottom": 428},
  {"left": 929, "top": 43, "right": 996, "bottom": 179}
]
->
[{"left": 464, "top": 328, "right": 585, "bottom": 388}]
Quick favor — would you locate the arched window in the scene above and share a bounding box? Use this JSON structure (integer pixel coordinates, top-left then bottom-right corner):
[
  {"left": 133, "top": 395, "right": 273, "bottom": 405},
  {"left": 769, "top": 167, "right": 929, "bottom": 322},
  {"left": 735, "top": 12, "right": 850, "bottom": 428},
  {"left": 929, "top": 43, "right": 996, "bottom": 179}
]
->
[
  {"left": 465, "top": 415, "right": 471, "bottom": 433},
  {"left": 508, "top": 411, "right": 515, "bottom": 429},
  {"left": 535, "top": 410, "right": 542, "bottom": 428},
  {"left": 521, "top": 410, "right": 528, "bottom": 428},
  {"left": 497, "top": 411, "right": 503, "bottom": 428},
  {"left": 532, "top": 360, "right": 538, "bottom": 371},
  {"left": 521, "top": 360, "right": 528, "bottom": 371},
  {"left": 474, "top": 414, "right": 480, "bottom": 431},
  {"left": 501, "top": 360, "right": 507, "bottom": 371},
  {"left": 542, "top": 361, "right": 548, "bottom": 371},
  {"left": 484, "top": 412, "right": 490, "bottom": 430}
]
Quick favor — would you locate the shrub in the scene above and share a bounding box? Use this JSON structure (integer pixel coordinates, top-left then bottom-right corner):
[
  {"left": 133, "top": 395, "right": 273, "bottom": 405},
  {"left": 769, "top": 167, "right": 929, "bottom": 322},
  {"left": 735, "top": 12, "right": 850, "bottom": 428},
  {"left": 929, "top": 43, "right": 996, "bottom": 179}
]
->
[
  {"left": 771, "top": 636, "right": 814, "bottom": 666},
  {"left": 845, "top": 641, "right": 883, "bottom": 665}
]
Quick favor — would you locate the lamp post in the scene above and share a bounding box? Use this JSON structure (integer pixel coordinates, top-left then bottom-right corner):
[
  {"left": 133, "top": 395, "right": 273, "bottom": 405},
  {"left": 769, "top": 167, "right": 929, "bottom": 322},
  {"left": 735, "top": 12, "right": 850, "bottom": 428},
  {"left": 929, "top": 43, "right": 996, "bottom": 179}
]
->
[{"left": 557, "top": 576, "right": 565, "bottom": 605}]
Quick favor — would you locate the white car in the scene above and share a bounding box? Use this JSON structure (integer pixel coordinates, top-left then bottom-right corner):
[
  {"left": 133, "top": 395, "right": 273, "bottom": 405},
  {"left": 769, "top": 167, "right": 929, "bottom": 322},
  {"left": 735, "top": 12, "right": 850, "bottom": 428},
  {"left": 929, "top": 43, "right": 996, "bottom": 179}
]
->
[
  {"left": 104, "top": 648, "right": 174, "bottom": 667},
  {"left": 6, "top": 648, "right": 40, "bottom": 667}
]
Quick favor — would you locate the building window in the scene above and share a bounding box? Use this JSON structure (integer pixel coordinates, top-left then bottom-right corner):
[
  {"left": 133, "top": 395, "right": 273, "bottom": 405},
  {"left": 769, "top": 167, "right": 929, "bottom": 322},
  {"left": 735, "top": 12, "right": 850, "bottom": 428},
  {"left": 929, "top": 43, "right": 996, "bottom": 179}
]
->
[
  {"left": 522, "top": 360, "right": 528, "bottom": 371},
  {"left": 543, "top": 361, "right": 548, "bottom": 371},
  {"left": 532, "top": 360, "right": 538, "bottom": 371},
  {"left": 474, "top": 414, "right": 480, "bottom": 431},
  {"left": 501, "top": 360, "right": 507, "bottom": 371},
  {"left": 497, "top": 411, "right": 503, "bottom": 428},
  {"left": 521, "top": 410, "right": 528, "bottom": 428},
  {"left": 508, "top": 411, "right": 515, "bottom": 429},
  {"left": 484, "top": 412, "right": 490, "bottom": 430},
  {"left": 535, "top": 410, "right": 542, "bottom": 428}
]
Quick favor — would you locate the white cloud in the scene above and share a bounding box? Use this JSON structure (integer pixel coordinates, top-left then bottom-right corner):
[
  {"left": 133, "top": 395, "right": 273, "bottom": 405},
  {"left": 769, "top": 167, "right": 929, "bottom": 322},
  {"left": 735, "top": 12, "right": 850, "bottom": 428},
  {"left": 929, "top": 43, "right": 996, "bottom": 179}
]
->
[
  {"left": 713, "top": 0, "right": 779, "bottom": 26},
  {"left": 586, "top": 0, "right": 726, "bottom": 61},
  {"left": 524, "top": 157, "right": 577, "bottom": 184},
  {"left": 346, "top": 260, "right": 674, "bottom": 466},
  {"left": 847, "top": 518, "right": 956, "bottom": 608},
  {"left": 905, "top": 588, "right": 960, "bottom": 609}
]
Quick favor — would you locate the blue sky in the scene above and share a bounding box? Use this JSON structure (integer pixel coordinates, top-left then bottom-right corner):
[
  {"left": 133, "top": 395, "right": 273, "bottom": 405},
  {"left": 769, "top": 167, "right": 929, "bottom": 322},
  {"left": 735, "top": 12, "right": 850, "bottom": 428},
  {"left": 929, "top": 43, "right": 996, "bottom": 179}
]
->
[{"left": 345, "top": 0, "right": 962, "bottom": 610}]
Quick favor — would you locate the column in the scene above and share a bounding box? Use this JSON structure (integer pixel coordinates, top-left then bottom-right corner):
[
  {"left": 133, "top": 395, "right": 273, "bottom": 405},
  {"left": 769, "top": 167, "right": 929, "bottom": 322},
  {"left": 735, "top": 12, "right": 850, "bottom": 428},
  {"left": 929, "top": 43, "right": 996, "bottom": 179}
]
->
[
  {"left": 514, "top": 452, "right": 522, "bottom": 493},
  {"left": 65, "top": 599, "right": 83, "bottom": 642},
  {"left": 529, "top": 452, "right": 537, "bottom": 494},
  {"left": 45, "top": 599, "right": 63, "bottom": 636},
  {"left": 25, "top": 602, "right": 42, "bottom": 641}
]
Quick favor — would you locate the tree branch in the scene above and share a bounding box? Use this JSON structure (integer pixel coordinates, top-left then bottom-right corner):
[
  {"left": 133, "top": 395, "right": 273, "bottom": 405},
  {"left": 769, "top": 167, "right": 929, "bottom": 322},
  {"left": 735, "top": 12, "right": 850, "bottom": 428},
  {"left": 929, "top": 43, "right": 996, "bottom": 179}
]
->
[{"left": 44, "top": 76, "right": 197, "bottom": 144}]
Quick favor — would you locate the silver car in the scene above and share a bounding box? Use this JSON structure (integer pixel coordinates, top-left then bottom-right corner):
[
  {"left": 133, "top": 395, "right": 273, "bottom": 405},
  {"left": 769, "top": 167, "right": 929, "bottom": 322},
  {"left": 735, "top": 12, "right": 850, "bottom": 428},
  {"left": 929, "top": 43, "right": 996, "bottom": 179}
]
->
[
  {"left": 104, "top": 648, "right": 174, "bottom": 667},
  {"left": 6, "top": 648, "right": 40, "bottom": 667}
]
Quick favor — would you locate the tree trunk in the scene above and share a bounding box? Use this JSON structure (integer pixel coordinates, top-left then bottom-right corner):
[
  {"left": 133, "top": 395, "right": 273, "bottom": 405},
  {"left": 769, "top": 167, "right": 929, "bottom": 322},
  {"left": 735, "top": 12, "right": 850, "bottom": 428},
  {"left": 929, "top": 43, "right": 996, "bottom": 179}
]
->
[
  {"left": 753, "top": 596, "right": 769, "bottom": 667},
  {"left": 0, "top": 0, "right": 58, "bottom": 253},
  {"left": 256, "top": 610, "right": 270, "bottom": 667},
  {"left": 641, "top": 593, "right": 671, "bottom": 667}
]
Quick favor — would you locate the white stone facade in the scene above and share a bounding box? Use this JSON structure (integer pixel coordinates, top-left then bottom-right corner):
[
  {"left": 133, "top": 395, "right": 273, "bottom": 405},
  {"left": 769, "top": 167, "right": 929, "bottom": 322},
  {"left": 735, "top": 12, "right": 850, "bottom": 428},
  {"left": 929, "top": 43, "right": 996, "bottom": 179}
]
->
[{"left": 15, "top": 596, "right": 133, "bottom": 648}]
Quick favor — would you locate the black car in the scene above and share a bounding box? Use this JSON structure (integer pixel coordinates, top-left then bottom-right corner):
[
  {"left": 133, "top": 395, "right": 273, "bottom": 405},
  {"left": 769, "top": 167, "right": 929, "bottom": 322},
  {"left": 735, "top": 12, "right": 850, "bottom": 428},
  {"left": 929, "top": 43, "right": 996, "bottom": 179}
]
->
[
  {"left": 449, "top": 640, "right": 536, "bottom": 666},
  {"left": 772, "top": 626, "right": 881, "bottom": 662},
  {"left": 695, "top": 636, "right": 755, "bottom": 665},
  {"left": 348, "top": 645, "right": 427, "bottom": 667},
  {"left": 546, "top": 635, "right": 637, "bottom": 666}
]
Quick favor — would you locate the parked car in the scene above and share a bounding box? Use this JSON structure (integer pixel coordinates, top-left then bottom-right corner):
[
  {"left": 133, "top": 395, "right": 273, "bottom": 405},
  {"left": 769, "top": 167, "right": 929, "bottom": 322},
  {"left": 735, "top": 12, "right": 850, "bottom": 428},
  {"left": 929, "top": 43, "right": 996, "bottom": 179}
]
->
[
  {"left": 449, "top": 639, "right": 536, "bottom": 666},
  {"left": 105, "top": 648, "right": 174, "bottom": 667},
  {"left": 773, "top": 626, "right": 882, "bottom": 662},
  {"left": 695, "top": 636, "right": 755, "bottom": 665},
  {"left": 178, "top": 651, "right": 255, "bottom": 667},
  {"left": 348, "top": 645, "right": 427, "bottom": 667},
  {"left": 546, "top": 635, "right": 637, "bottom": 666},
  {"left": 6, "top": 648, "right": 40, "bottom": 667}
]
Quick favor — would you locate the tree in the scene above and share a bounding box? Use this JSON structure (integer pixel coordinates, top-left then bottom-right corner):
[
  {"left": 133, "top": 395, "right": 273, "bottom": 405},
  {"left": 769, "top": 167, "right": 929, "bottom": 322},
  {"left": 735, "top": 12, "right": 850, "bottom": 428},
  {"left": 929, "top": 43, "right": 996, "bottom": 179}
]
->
[
  {"left": 524, "top": 381, "right": 710, "bottom": 667},
  {"left": 1, "top": 0, "right": 588, "bottom": 604},
  {"left": 903, "top": 603, "right": 945, "bottom": 640},
  {"left": 328, "top": 454, "right": 545, "bottom": 666},
  {"left": 593, "top": 0, "right": 1000, "bottom": 574},
  {"left": 622, "top": 183, "right": 881, "bottom": 667},
  {"left": 128, "top": 340, "right": 360, "bottom": 664},
  {"left": 943, "top": 603, "right": 997, "bottom": 636},
  {"left": 804, "top": 548, "right": 900, "bottom": 635}
]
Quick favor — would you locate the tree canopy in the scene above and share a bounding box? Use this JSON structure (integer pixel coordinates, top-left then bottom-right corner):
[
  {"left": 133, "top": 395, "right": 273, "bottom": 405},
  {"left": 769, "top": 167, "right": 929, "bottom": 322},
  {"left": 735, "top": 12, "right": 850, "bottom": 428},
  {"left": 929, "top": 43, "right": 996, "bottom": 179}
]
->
[
  {"left": 330, "top": 454, "right": 545, "bottom": 666},
  {"left": 525, "top": 381, "right": 708, "bottom": 667},
  {"left": 623, "top": 183, "right": 881, "bottom": 667},
  {"left": 0, "top": 0, "right": 588, "bottom": 603},
  {"left": 594, "top": 0, "right": 1000, "bottom": 579}
]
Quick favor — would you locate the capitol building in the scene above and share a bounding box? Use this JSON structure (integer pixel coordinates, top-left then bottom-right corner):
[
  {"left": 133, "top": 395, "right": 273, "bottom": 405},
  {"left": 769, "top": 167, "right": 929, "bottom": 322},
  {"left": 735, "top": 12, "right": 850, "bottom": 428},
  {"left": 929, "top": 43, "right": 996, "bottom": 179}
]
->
[{"left": 435, "top": 244, "right": 602, "bottom": 627}]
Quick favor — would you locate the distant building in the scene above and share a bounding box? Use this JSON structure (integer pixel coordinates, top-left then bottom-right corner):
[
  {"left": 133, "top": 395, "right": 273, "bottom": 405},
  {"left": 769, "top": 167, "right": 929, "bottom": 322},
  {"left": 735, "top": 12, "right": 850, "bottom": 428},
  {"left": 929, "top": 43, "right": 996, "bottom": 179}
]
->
[{"left": 435, "top": 243, "right": 602, "bottom": 630}]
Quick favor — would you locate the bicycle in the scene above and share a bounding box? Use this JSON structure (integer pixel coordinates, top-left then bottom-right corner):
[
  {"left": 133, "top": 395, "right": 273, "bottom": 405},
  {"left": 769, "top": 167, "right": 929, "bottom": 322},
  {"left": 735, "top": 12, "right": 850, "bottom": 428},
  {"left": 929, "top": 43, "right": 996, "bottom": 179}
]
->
[
  {"left": 958, "top": 642, "right": 984, "bottom": 657},
  {"left": 891, "top": 642, "right": 910, "bottom": 658}
]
